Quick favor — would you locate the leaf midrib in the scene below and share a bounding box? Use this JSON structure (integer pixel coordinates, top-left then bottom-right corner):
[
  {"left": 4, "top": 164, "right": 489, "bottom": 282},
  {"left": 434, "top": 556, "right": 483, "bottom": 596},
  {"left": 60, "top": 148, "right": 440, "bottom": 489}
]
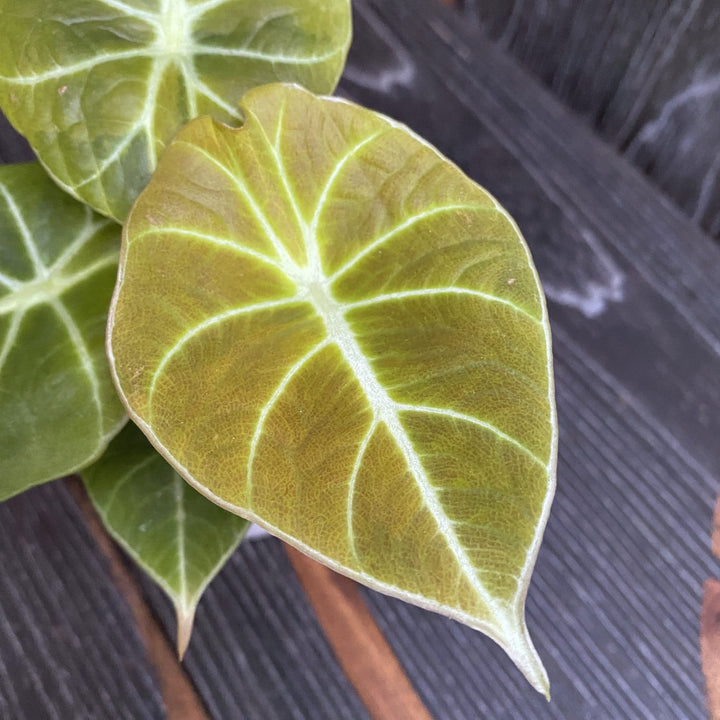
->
[
  {"left": 311, "top": 287, "right": 513, "bottom": 621},
  {"left": 173, "top": 473, "right": 190, "bottom": 610}
]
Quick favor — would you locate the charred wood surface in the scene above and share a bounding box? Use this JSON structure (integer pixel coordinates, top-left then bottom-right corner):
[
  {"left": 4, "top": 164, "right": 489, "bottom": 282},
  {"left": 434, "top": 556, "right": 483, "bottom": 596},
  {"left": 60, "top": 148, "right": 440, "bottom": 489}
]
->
[{"left": 463, "top": 0, "right": 720, "bottom": 238}]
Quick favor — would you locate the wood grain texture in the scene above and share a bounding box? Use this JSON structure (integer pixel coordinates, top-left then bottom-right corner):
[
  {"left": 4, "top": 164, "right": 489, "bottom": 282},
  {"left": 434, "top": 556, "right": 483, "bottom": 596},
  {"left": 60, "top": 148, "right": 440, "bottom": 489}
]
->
[
  {"left": 0, "top": 481, "right": 166, "bottom": 719},
  {"left": 461, "top": 0, "right": 720, "bottom": 239},
  {"left": 286, "top": 546, "right": 434, "bottom": 720}
]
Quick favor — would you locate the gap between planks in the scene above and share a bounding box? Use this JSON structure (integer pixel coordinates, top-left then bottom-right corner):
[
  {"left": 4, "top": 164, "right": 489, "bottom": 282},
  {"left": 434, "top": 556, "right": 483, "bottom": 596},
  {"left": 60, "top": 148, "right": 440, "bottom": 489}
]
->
[
  {"left": 285, "top": 544, "right": 435, "bottom": 720},
  {"left": 64, "top": 476, "right": 210, "bottom": 720}
]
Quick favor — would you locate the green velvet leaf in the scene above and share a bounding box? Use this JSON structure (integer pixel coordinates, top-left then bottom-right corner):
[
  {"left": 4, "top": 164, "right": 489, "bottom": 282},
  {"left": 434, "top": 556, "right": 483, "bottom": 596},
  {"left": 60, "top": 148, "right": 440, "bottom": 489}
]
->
[
  {"left": 108, "top": 83, "right": 557, "bottom": 694},
  {"left": 0, "top": 0, "right": 351, "bottom": 221},
  {"left": 0, "top": 162, "right": 125, "bottom": 501},
  {"left": 83, "top": 422, "right": 248, "bottom": 656}
]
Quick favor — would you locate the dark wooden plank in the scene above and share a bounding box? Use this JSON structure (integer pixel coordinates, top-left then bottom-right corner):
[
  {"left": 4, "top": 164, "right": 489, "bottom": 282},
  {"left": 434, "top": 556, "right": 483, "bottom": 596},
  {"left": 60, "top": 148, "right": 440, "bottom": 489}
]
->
[
  {"left": 140, "top": 539, "right": 372, "bottom": 720},
  {"left": 336, "top": 1, "right": 720, "bottom": 717},
  {"left": 0, "top": 481, "right": 166, "bottom": 719},
  {"left": 459, "top": 0, "right": 720, "bottom": 239}
]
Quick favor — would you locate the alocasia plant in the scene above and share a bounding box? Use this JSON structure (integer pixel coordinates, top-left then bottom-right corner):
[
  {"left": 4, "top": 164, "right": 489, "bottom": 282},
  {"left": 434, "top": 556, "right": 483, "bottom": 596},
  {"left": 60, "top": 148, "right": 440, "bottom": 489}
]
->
[{"left": 0, "top": 0, "right": 558, "bottom": 700}]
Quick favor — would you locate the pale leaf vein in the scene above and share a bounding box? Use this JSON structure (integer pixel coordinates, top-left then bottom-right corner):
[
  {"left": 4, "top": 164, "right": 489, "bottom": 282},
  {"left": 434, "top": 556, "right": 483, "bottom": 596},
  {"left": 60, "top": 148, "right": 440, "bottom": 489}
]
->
[
  {"left": 186, "top": 0, "right": 231, "bottom": 20},
  {"left": 308, "top": 131, "right": 384, "bottom": 272},
  {"left": 0, "top": 48, "right": 151, "bottom": 85},
  {"left": 177, "top": 142, "right": 298, "bottom": 271},
  {"left": 174, "top": 474, "right": 189, "bottom": 608},
  {"left": 246, "top": 339, "right": 329, "bottom": 502},
  {"left": 253, "top": 98, "right": 309, "bottom": 253},
  {"left": 396, "top": 403, "right": 545, "bottom": 468},
  {"left": 346, "top": 419, "right": 378, "bottom": 563},
  {"left": 190, "top": 74, "right": 242, "bottom": 119},
  {"left": 191, "top": 43, "right": 345, "bottom": 65},
  {"left": 342, "top": 287, "right": 540, "bottom": 324},
  {"left": 0, "top": 270, "right": 21, "bottom": 291},
  {"left": 134, "top": 227, "right": 283, "bottom": 272},
  {"left": 50, "top": 299, "right": 104, "bottom": 438},
  {"left": 0, "top": 252, "right": 119, "bottom": 317},
  {"left": 95, "top": 0, "right": 158, "bottom": 23},
  {"left": 148, "top": 296, "right": 303, "bottom": 414},
  {"left": 0, "top": 310, "right": 25, "bottom": 377},
  {"left": 329, "top": 203, "right": 485, "bottom": 283},
  {"left": 0, "top": 183, "right": 46, "bottom": 276},
  {"left": 49, "top": 208, "right": 112, "bottom": 275},
  {"left": 102, "top": 453, "right": 157, "bottom": 516},
  {"left": 74, "top": 58, "right": 165, "bottom": 191}
]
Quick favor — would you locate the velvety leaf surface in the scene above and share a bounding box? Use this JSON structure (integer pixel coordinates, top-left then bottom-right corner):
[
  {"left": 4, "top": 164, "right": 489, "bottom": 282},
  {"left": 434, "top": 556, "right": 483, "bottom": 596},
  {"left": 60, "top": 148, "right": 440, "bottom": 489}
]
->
[
  {"left": 0, "top": 0, "right": 351, "bottom": 221},
  {"left": 108, "top": 83, "right": 557, "bottom": 693},
  {"left": 0, "top": 162, "right": 124, "bottom": 501},
  {"left": 83, "top": 422, "right": 248, "bottom": 655}
]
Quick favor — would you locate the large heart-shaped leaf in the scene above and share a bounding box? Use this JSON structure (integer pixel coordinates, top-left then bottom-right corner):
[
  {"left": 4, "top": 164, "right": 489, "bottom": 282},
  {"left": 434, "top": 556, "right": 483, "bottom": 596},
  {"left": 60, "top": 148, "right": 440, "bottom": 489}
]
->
[
  {"left": 83, "top": 422, "right": 248, "bottom": 656},
  {"left": 0, "top": 0, "right": 351, "bottom": 221},
  {"left": 0, "top": 162, "right": 125, "bottom": 501},
  {"left": 108, "top": 83, "right": 557, "bottom": 693}
]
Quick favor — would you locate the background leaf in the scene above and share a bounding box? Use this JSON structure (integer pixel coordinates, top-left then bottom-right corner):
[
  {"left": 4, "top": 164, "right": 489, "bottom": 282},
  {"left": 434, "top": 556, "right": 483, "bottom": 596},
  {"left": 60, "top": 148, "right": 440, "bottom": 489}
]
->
[
  {"left": 0, "top": 162, "right": 125, "bottom": 500},
  {"left": 0, "top": 0, "right": 352, "bottom": 221},
  {"left": 83, "top": 422, "right": 249, "bottom": 657},
  {"left": 108, "top": 83, "right": 557, "bottom": 693}
]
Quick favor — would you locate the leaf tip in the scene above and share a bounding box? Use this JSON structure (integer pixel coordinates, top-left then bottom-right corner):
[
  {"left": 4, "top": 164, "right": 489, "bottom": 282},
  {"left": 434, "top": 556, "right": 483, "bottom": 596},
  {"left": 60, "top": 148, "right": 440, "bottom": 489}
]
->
[
  {"left": 504, "top": 621, "right": 550, "bottom": 698},
  {"left": 175, "top": 604, "right": 197, "bottom": 661}
]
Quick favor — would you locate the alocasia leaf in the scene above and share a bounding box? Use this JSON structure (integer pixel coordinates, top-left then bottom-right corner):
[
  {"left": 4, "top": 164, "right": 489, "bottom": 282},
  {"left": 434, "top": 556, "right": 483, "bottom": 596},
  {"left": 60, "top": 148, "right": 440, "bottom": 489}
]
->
[
  {"left": 108, "top": 83, "right": 557, "bottom": 694},
  {"left": 0, "top": 0, "right": 351, "bottom": 222},
  {"left": 0, "top": 162, "right": 125, "bottom": 501},
  {"left": 83, "top": 422, "right": 248, "bottom": 656}
]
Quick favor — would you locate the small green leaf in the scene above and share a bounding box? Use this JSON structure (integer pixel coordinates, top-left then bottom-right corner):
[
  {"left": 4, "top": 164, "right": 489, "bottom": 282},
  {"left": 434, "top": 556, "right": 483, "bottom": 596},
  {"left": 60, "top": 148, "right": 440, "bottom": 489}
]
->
[
  {"left": 83, "top": 422, "right": 249, "bottom": 657},
  {"left": 0, "top": 162, "right": 125, "bottom": 501},
  {"left": 0, "top": 0, "right": 351, "bottom": 221},
  {"left": 108, "top": 83, "right": 557, "bottom": 693}
]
